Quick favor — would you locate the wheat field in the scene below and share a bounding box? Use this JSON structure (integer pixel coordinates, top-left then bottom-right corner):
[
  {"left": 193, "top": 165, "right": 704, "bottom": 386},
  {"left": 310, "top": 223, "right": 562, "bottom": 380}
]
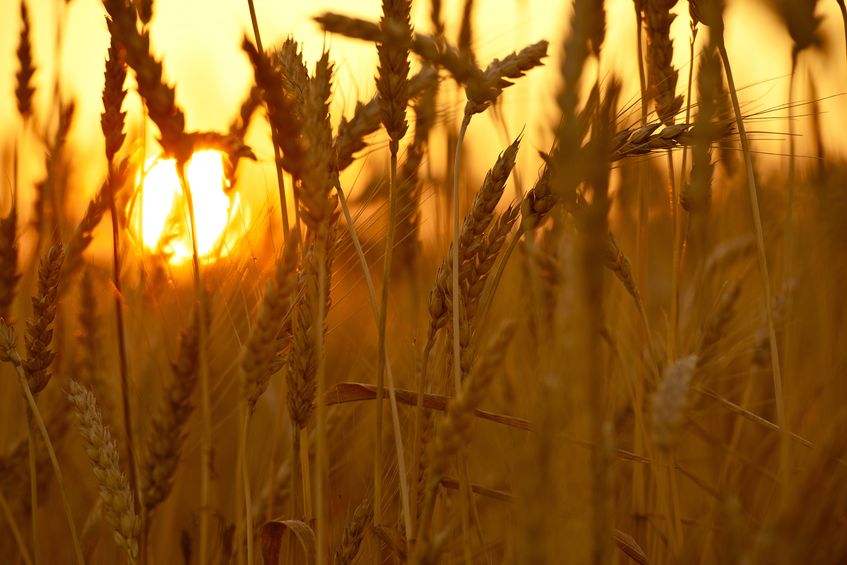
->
[{"left": 1, "top": 0, "right": 846, "bottom": 563}]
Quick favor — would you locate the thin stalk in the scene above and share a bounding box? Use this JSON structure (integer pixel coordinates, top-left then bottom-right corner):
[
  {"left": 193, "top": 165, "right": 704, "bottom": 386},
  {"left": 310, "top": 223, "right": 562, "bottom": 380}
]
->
[
  {"left": 177, "top": 166, "right": 212, "bottom": 565},
  {"left": 716, "top": 36, "right": 788, "bottom": 492},
  {"left": 107, "top": 166, "right": 140, "bottom": 522},
  {"left": 316, "top": 238, "right": 328, "bottom": 565},
  {"left": 409, "top": 332, "right": 436, "bottom": 538},
  {"left": 27, "top": 412, "right": 38, "bottom": 565},
  {"left": 299, "top": 428, "right": 312, "bottom": 519},
  {"left": 668, "top": 456, "right": 683, "bottom": 550},
  {"left": 667, "top": 150, "right": 679, "bottom": 358},
  {"left": 290, "top": 426, "right": 302, "bottom": 519},
  {"left": 451, "top": 113, "right": 472, "bottom": 565},
  {"left": 245, "top": 0, "right": 263, "bottom": 54},
  {"left": 241, "top": 412, "right": 254, "bottom": 565},
  {"left": 0, "top": 488, "right": 35, "bottom": 565},
  {"left": 265, "top": 392, "right": 286, "bottom": 525},
  {"left": 374, "top": 149, "right": 399, "bottom": 533},
  {"left": 676, "top": 22, "right": 697, "bottom": 356},
  {"left": 452, "top": 114, "right": 472, "bottom": 396},
  {"left": 632, "top": 0, "right": 649, "bottom": 541},
  {"left": 245, "top": 0, "right": 290, "bottom": 237},
  {"left": 838, "top": 0, "right": 847, "bottom": 64},
  {"left": 335, "top": 179, "right": 412, "bottom": 544},
  {"left": 458, "top": 451, "right": 474, "bottom": 565},
  {"left": 10, "top": 361, "right": 85, "bottom": 565},
  {"left": 784, "top": 50, "right": 798, "bottom": 284},
  {"left": 634, "top": 4, "right": 649, "bottom": 125}
]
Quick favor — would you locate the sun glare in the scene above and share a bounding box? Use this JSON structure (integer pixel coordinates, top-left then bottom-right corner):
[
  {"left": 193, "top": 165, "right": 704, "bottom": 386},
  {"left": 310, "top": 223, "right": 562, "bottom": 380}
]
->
[{"left": 130, "top": 150, "right": 245, "bottom": 264}]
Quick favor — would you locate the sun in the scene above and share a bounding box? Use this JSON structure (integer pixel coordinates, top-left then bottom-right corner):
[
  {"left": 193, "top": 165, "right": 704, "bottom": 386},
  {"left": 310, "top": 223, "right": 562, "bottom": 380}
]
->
[{"left": 129, "top": 150, "right": 245, "bottom": 264}]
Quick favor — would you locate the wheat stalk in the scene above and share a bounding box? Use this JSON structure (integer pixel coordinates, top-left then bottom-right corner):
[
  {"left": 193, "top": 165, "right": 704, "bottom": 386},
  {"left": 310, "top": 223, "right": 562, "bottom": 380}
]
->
[
  {"left": 374, "top": 1, "right": 411, "bottom": 544},
  {"left": 414, "top": 321, "right": 515, "bottom": 559},
  {"left": 140, "top": 308, "right": 203, "bottom": 514},
  {"left": 0, "top": 322, "right": 85, "bottom": 565}
]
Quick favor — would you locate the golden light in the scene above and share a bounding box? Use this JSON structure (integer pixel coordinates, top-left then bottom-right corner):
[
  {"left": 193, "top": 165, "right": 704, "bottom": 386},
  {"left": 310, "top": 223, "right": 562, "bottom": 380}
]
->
[{"left": 129, "top": 150, "right": 246, "bottom": 264}]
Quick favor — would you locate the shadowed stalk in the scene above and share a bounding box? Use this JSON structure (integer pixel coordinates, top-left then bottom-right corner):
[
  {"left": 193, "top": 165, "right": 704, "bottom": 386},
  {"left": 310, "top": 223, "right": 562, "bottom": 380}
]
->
[
  {"left": 0, "top": 324, "right": 85, "bottom": 565},
  {"left": 676, "top": 15, "right": 698, "bottom": 309},
  {"left": 176, "top": 166, "right": 212, "bottom": 564},
  {"left": 374, "top": 0, "right": 411, "bottom": 547},
  {"left": 632, "top": 2, "right": 649, "bottom": 536},
  {"left": 240, "top": 5, "right": 264, "bottom": 562},
  {"left": 0, "top": 488, "right": 34, "bottom": 565},
  {"left": 451, "top": 114, "right": 471, "bottom": 399},
  {"left": 644, "top": 0, "right": 683, "bottom": 355},
  {"left": 238, "top": 410, "right": 253, "bottom": 565},
  {"left": 334, "top": 180, "right": 412, "bottom": 545},
  {"left": 244, "top": 0, "right": 290, "bottom": 237},
  {"left": 714, "top": 30, "right": 788, "bottom": 494},
  {"left": 785, "top": 48, "right": 799, "bottom": 283},
  {"left": 106, "top": 164, "right": 138, "bottom": 523},
  {"left": 316, "top": 240, "right": 330, "bottom": 565},
  {"left": 27, "top": 412, "right": 38, "bottom": 565},
  {"left": 838, "top": 0, "right": 847, "bottom": 63}
]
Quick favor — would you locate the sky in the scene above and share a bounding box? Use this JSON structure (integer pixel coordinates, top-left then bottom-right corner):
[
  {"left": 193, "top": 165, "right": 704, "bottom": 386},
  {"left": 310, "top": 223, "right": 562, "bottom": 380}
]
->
[{"left": 0, "top": 0, "right": 845, "bottom": 225}]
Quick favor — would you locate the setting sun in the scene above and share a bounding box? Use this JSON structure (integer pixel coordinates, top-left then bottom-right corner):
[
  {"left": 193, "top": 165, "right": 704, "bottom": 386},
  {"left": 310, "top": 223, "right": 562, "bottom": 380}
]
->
[{"left": 129, "top": 150, "right": 244, "bottom": 263}]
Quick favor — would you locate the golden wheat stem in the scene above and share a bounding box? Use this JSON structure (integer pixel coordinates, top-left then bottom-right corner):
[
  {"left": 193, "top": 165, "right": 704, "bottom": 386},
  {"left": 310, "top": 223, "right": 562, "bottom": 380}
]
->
[
  {"left": 288, "top": 426, "right": 301, "bottom": 522},
  {"left": 633, "top": 1, "right": 650, "bottom": 538},
  {"left": 245, "top": 0, "right": 264, "bottom": 53},
  {"left": 243, "top": 0, "right": 290, "bottom": 237},
  {"left": 716, "top": 36, "right": 788, "bottom": 493},
  {"left": 106, "top": 166, "right": 140, "bottom": 521},
  {"left": 452, "top": 114, "right": 472, "bottom": 397},
  {"left": 673, "top": 24, "right": 697, "bottom": 364},
  {"left": 667, "top": 149, "right": 681, "bottom": 358},
  {"left": 299, "top": 427, "right": 313, "bottom": 519},
  {"left": 316, "top": 245, "right": 329, "bottom": 565},
  {"left": 374, "top": 153, "right": 396, "bottom": 534},
  {"left": 177, "top": 166, "right": 213, "bottom": 564},
  {"left": 0, "top": 487, "right": 34, "bottom": 565},
  {"left": 240, "top": 411, "right": 254, "bottom": 565},
  {"left": 11, "top": 362, "right": 85, "bottom": 565},
  {"left": 409, "top": 332, "right": 435, "bottom": 538},
  {"left": 678, "top": 20, "right": 696, "bottom": 200},
  {"left": 27, "top": 412, "right": 39, "bottom": 565},
  {"left": 676, "top": 21, "right": 697, "bottom": 318},
  {"left": 838, "top": 0, "right": 847, "bottom": 64},
  {"left": 334, "top": 180, "right": 412, "bottom": 542},
  {"left": 668, "top": 455, "right": 684, "bottom": 550},
  {"left": 785, "top": 50, "right": 798, "bottom": 280}
]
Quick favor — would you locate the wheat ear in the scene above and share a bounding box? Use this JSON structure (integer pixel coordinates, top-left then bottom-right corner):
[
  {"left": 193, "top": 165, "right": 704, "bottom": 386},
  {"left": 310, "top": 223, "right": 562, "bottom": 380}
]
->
[
  {"left": 0, "top": 322, "right": 85, "bottom": 565},
  {"left": 333, "top": 497, "right": 373, "bottom": 565},
  {"left": 68, "top": 380, "right": 138, "bottom": 564},
  {"left": 374, "top": 0, "right": 412, "bottom": 544}
]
